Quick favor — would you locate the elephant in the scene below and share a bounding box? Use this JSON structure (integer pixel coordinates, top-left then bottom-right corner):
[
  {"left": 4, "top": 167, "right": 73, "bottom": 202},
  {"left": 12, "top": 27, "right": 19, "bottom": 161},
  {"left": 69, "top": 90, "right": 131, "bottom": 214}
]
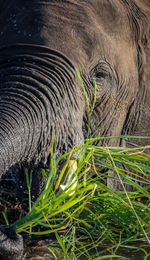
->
[{"left": 0, "top": 0, "right": 150, "bottom": 259}]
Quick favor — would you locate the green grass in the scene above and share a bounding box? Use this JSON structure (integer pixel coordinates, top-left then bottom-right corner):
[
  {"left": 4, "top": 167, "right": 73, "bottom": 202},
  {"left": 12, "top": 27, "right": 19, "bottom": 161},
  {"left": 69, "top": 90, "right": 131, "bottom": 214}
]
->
[{"left": 1, "top": 137, "right": 150, "bottom": 259}]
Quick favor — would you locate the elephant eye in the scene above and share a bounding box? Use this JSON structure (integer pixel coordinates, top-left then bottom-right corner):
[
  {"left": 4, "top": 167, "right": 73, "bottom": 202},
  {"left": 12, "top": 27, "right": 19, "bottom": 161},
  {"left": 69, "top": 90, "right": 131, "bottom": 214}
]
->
[
  {"left": 95, "top": 71, "right": 108, "bottom": 80},
  {"left": 90, "top": 62, "right": 113, "bottom": 86},
  {"left": 92, "top": 69, "right": 110, "bottom": 85}
]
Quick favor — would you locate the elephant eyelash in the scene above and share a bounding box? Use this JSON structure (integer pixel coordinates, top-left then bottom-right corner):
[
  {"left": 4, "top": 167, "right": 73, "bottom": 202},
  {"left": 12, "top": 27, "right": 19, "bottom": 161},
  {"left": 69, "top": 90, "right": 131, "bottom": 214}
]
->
[{"left": 95, "top": 71, "right": 108, "bottom": 79}]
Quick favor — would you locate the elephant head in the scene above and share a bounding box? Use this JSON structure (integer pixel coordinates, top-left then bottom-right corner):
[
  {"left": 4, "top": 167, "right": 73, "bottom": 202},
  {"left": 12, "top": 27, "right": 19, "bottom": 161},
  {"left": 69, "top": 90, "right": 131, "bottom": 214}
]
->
[
  {"left": 0, "top": 0, "right": 150, "bottom": 257},
  {"left": 0, "top": 0, "right": 150, "bottom": 188}
]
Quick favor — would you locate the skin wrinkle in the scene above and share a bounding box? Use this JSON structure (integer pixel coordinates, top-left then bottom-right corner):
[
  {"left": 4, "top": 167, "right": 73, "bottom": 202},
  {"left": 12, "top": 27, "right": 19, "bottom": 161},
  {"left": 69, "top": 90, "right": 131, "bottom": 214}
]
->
[
  {"left": 7, "top": 77, "right": 59, "bottom": 117},
  {"left": 0, "top": 79, "right": 43, "bottom": 160},
  {"left": 0, "top": 69, "right": 63, "bottom": 112},
  {"left": 0, "top": 105, "right": 27, "bottom": 159},
  {"left": 91, "top": 100, "right": 128, "bottom": 143},
  {"left": 1, "top": 91, "right": 43, "bottom": 160},
  {"left": 14, "top": 53, "right": 78, "bottom": 109},
  {"left": 19, "top": 63, "right": 66, "bottom": 100},
  {"left": 0, "top": 122, "right": 14, "bottom": 167},
  {"left": 0, "top": 98, "right": 38, "bottom": 165}
]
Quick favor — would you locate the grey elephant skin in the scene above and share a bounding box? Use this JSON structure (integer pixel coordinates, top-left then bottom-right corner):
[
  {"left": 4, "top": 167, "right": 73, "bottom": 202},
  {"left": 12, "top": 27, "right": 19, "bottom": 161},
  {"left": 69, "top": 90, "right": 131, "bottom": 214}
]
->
[{"left": 0, "top": 0, "right": 150, "bottom": 259}]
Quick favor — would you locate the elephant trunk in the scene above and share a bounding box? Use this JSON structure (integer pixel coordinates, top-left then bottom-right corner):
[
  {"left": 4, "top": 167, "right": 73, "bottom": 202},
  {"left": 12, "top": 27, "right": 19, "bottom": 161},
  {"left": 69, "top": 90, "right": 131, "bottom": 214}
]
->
[
  {"left": 0, "top": 83, "right": 42, "bottom": 176},
  {"left": 0, "top": 45, "right": 84, "bottom": 176}
]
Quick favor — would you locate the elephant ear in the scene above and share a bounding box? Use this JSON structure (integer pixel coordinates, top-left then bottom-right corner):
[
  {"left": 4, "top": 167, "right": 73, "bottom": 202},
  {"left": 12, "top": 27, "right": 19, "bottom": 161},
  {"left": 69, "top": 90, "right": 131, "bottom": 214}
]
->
[{"left": 122, "top": 0, "right": 150, "bottom": 148}]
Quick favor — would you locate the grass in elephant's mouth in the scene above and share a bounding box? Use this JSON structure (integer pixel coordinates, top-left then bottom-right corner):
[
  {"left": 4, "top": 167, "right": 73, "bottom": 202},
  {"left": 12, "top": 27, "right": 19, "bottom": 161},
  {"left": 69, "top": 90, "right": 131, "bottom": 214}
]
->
[{"left": 1, "top": 136, "right": 150, "bottom": 259}]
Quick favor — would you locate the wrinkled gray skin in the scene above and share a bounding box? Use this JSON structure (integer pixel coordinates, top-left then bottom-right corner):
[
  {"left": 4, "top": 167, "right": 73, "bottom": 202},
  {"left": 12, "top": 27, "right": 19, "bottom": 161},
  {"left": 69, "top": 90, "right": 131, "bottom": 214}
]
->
[{"left": 0, "top": 0, "right": 150, "bottom": 259}]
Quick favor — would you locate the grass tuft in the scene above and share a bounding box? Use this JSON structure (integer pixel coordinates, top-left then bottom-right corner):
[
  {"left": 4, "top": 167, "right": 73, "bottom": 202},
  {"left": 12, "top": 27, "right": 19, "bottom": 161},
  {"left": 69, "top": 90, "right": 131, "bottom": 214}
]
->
[{"left": 1, "top": 137, "right": 149, "bottom": 259}]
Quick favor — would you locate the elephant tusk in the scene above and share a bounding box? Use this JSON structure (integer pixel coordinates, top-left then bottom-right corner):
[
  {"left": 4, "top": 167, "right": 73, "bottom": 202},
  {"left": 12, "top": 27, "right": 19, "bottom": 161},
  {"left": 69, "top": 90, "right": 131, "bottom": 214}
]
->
[{"left": 60, "top": 160, "right": 78, "bottom": 195}]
